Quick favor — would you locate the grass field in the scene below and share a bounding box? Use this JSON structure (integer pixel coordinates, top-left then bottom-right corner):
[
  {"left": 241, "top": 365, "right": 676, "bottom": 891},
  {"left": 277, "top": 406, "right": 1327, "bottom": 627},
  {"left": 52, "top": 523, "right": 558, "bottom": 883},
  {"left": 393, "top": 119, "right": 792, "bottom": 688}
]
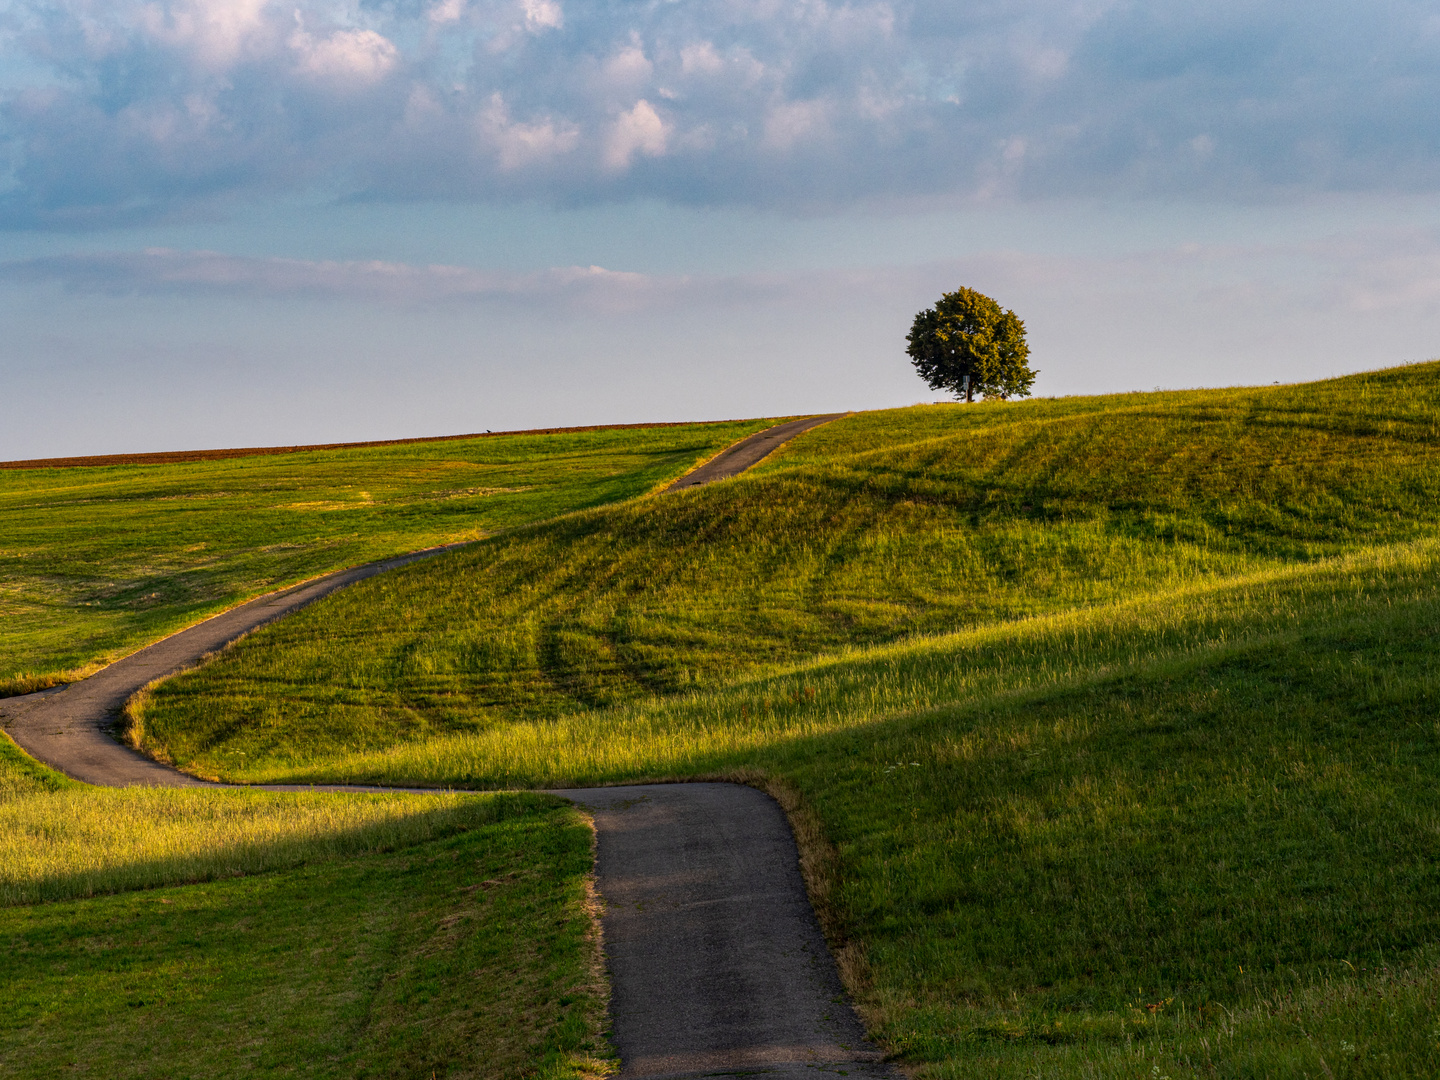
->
[
  {"left": 128, "top": 362, "right": 1440, "bottom": 1076},
  {"left": 11, "top": 363, "right": 1440, "bottom": 1076},
  {"left": 0, "top": 419, "right": 770, "bottom": 695},
  {"left": 0, "top": 738, "right": 612, "bottom": 1078}
]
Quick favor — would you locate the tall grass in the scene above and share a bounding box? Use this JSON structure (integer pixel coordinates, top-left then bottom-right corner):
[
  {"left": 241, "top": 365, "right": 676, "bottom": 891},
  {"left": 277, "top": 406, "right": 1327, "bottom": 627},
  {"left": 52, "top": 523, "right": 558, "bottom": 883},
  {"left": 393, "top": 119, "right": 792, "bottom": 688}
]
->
[
  {"left": 131, "top": 537, "right": 1440, "bottom": 1076},
  {"left": 141, "top": 366, "right": 1440, "bottom": 777},
  {"left": 0, "top": 741, "right": 613, "bottom": 1077},
  {"left": 206, "top": 537, "right": 1440, "bottom": 788}
]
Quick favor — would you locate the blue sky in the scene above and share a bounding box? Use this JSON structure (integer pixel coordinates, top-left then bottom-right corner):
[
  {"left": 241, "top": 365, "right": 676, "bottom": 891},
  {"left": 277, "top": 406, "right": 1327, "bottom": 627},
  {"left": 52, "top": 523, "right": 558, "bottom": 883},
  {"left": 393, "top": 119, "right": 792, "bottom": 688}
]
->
[{"left": 3, "top": 0, "right": 1439, "bottom": 457}]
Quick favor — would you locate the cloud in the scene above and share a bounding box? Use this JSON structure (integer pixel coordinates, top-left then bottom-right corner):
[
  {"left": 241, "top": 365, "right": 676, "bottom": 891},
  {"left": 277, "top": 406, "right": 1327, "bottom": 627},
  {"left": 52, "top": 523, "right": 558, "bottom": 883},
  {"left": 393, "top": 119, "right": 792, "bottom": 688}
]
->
[
  {"left": 0, "top": 247, "right": 675, "bottom": 310},
  {"left": 138, "top": 0, "right": 273, "bottom": 70},
  {"left": 522, "top": 0, "right": 563, "bottom": 33},
  {"left": 604, "top": 99, "right": 666, "bottom": 170},
  {"left": 478, "top": 93, "right": 580, "bottom": 170},
  {"left": 290, "top": 24, "right": 398, "bottom": 83},
  {"left": 5, "top": 0, "right": 1440, "bottom": 222},
  {"left": 14, "top": 225, "right": 1440, "bottom": 325}
]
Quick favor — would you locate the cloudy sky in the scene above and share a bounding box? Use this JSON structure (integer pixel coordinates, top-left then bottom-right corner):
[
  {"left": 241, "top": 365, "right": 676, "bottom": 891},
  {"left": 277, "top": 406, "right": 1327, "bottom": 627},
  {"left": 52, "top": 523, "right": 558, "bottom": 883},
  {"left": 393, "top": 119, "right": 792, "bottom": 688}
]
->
[{"left": 3, "top": 0, "right": 1439, "bottom": 457}]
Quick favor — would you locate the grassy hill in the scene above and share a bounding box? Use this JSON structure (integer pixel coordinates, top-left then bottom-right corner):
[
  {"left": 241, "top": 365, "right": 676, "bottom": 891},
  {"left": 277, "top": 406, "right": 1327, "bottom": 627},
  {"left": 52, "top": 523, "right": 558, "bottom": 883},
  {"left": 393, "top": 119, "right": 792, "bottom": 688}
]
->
[
  {"left": 140, "top": 365, "right": 1440, "bottom": 772},
  {"left": 0, "top": 419, "right": 770, "bottom": 695},
  {"left": 132, "top": 362, "right": 1440, "bottom": 1077},
  {"left": 0, "top": 736, "right": 611, "bottom": 1079}
]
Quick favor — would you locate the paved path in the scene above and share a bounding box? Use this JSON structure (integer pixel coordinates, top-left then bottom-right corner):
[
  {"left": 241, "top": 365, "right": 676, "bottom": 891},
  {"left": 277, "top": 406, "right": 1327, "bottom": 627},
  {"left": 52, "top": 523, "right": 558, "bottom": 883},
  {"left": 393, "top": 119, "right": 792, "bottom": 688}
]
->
[
  {"left": 0, "top": 544, "right": 464, "bottom": 786},
  {"left": 1, "top": 412, "right": 893, "bottom": 1077},
  {"left": 552, "top": 784, "right": 892, "bottom": 1080},
  {"left": 666, "top": 415, "right": 844, "bottom": 492}
]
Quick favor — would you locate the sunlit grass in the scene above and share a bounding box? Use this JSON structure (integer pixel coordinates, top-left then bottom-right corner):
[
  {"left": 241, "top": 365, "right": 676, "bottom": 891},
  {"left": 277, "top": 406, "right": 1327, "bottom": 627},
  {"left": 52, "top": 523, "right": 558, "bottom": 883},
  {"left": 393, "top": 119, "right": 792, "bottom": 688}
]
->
[
  {"left": 132, "top": 535, "right": 1440, "bottom": 1076},
  {"left": 137, "top": 365, "right": 1440, "bottom": 778},
  {"left": 0, "top": 743, "right": 613, "bottom": 1078},
  {"left": 126, "top": 363, "right": 1440, "bottom": 1076},
  {"left": 0, "top": 775, "right": 530, "bottom": 909},
  {"left": 196, "top": 537, "right": 1439, "bottom": 788}
]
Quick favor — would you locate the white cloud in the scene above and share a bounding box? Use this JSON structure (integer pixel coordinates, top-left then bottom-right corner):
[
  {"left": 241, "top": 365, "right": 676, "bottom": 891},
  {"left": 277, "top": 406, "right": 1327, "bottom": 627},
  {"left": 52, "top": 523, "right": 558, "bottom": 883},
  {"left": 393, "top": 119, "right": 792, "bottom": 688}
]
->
[
  {"left": 140, "top": 0, "right": 273, "bottom": 69},
  {"left": 10, "top": 0, "right": 1440, "bottom": 221},
  {"left": 763, "top": 99, "right": 827, "bottom": 151},
  {"left": 521, "top": 0, "right": 562, "bottom": 32},
  {"left": 478, "top": 93, "right": 579, "bottom": 170},
  {"left": 2, "top": 248, "right": 662, "bottom": 310},
  {"left": 679, "top": 41, "right": 724, "bottom": 77},
  {"left": 603, "top": 40, "right": 653, "bottom": 88},
  {"left": 604, "top": 99, "right": 667, "bottom": 170},
  {"left": 290, "top": 24, "right": 397, "bottom": 82},
  {"left": 429, "top": 0, "right": 465, "bottom": 25}
]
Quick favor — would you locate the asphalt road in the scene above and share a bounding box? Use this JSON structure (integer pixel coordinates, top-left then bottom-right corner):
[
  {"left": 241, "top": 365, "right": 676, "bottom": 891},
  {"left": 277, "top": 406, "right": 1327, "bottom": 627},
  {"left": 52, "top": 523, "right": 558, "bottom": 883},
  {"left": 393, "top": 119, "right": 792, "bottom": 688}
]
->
[
  {"left": 552, "top": 783, "right": 894, "bottom": 1080},
  {"left": 2, "top": 416, "right": 842, "bottom": 786}
]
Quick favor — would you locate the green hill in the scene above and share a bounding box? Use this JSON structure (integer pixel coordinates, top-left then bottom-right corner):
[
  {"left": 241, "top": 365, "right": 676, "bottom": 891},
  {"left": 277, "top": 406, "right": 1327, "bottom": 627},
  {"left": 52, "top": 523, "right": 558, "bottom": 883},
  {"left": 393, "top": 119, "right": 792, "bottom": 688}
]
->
[
  {"left": 141, "top": 364, "right": 1440, "bottom": 772},
  {"left": 136, "top": 362, "right": 1440, "bottom": 1077},
  {"left": 0, "top": 420, "right": 768, "bottom": 694},
  {"left": 25, "top": 362, "right": 1440, "bottom": 1077}
]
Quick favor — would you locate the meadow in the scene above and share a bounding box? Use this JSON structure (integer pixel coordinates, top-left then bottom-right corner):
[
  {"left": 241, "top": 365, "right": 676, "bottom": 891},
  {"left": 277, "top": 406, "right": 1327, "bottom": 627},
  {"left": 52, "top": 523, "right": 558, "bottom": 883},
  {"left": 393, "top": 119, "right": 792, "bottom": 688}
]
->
[
  {"left": 0, "top": 735, "right": 612, "bottom": 1079},
  {"left": 0, "top": 419, "right": 769, "bottom": 695},
  {"left": 130, "top": 362, "right": 1440, "bottom": 1076}
]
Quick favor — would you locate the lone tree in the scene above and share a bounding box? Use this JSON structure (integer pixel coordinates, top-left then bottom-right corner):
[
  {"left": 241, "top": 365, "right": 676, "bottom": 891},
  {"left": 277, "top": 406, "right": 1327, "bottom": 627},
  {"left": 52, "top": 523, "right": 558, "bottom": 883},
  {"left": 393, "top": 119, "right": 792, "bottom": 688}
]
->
[{"left": 906, "top": 287, "right": 1036, "bottom": 402}]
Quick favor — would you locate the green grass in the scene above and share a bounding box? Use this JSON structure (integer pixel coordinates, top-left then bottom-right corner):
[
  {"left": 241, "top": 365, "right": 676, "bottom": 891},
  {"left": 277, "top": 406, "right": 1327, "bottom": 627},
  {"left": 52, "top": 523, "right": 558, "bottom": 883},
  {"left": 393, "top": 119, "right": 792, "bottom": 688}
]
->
[
  {"left": 0, "top": 748, "right": 613, "bottom": 1078},
  {"left": 138, "top": 365, "right": 1440, "bottom": 774},
  {"left": 0, "top": 419, "right": 770, "bottom": 693},
  {"left": 130, "top": 362, "right": 1440, "bottom": 1076}
]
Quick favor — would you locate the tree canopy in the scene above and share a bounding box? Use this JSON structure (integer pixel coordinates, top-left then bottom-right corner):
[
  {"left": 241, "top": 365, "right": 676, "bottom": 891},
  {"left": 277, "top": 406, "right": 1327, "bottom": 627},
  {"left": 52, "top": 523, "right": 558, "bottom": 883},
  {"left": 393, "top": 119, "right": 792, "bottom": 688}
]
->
[{"left": 906, "top": 288, "right": 1036, "bottom": 402}]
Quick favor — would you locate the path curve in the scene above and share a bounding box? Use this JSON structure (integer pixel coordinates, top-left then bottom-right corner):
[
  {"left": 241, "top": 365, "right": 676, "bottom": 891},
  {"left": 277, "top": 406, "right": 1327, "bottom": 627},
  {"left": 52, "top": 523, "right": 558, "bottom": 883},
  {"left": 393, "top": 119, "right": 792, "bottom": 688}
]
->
[
  {"left": 1, "top": 414, "right": 843, "bottom": 785},
  {"left": 666, "top": 415, "right": 844, "bottom": 491},
  {"left": 0, "top": 544, "right": 466, "bottom": 786},
  {"left": 0, "top": 412, "right": 893, "bottom": 1077}
]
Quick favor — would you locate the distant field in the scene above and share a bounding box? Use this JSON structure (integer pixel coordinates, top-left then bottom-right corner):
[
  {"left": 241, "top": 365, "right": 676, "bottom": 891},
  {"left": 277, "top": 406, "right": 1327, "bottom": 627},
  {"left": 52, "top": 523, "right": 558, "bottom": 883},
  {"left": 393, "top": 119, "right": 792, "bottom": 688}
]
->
[
  {"left": 0, "top": 738, "right": 610, "bottom": 1079},
  {"left": 133, "top": 362, "right": 1440, "bottom": 1077},
  {"left": 0, "top": 419, "right": 770, "bottom": 694}
]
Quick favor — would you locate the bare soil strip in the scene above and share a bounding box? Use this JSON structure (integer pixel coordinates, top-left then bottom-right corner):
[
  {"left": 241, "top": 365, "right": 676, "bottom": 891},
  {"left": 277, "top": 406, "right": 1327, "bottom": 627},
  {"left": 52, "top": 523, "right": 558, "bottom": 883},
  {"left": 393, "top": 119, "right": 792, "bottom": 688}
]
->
[
  {"left": 1, "top": 414, "right": 892, "bottom": 1078},
  {"left": 0, "top": 419, "right": 753, "bottom": 470}
]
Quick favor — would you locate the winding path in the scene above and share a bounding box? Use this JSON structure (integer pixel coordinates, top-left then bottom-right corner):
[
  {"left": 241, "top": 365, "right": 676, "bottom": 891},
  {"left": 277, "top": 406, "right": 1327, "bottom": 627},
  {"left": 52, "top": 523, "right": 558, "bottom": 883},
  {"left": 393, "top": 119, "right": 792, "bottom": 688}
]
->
[
  {"left": 0, "top": 545, "right": 464, "bottom": 788},
  {"left": 1, "top": 412, "right": 891, "bottom": 1079},
  {"left": 664, "top": 415, "right": 843, "bottom": 492}
]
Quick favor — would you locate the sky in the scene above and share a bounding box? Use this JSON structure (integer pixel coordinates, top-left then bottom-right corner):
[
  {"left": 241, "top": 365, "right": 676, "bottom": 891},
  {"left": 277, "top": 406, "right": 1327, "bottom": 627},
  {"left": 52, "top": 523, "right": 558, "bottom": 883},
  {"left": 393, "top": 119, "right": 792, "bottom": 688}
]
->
[{"left": 3, "top": 0, "right": 1440, "bottom": 459}]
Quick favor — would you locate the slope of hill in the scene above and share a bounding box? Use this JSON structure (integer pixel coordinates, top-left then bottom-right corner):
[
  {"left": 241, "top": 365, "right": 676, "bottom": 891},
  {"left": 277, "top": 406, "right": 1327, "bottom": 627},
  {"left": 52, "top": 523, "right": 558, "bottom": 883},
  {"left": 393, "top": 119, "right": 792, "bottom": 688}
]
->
[
  {"left": 140, "top": 364, "right": 1440, "bottom": 773},
  {"left": 0, "top": 419, "right": 769, "bottom": 695},
  {"left": 133, "top": 362, "right": 1440, "bottom": 1077}
]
